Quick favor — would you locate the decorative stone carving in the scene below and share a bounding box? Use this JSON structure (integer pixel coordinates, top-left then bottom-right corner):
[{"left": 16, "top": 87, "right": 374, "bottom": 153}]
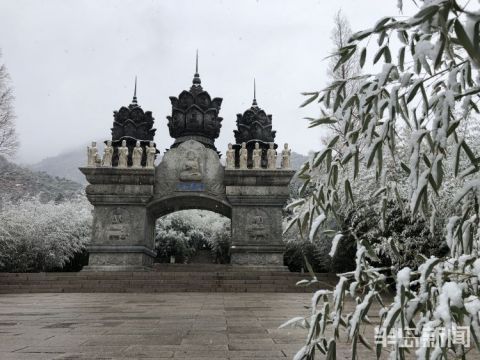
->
[
  {"left": 132, "top": 141, "right": 143, "bottom": 168},
  {"left": 146, "top": 141, "right": 156, "bottom": 168},
  {"left": 232, "top": 85, "right": 278, "bottom": 168},
  {"left": 252, "top": 142, "right": 261, "bottom": 169},
  {"left": 234, "top": 97, "right": 276, "bottom": 145},
  {"left": 246, "top": 211, "right": 268, "bottom": 242},
  {"left": 226, "top": 143, "right": 235, "bottom": 169},
  {"left": 154, "top": 140, "right": 226, "bottom": 198},
  {"left": 179, "top": 150, "right": 202, "bottom": 181},
  {"left": 167, "top": 56, "right": 223, "bottom": 151},
  {"left": 267, "top": 142, "right": 276, "bottom": 169},
  {"left": 111, "top": 81, "right": 155, "bottom": 140},
  {"left": 87, "top": 141, "right": 99, "bottom": 167},
  {"left": 239, "top": 142, "right": 248, "bottom": 169},
  {"left": 281, "top": 143, "right": 291, "bottom": 169},
  {"left": 118, "top": 140, "right": 129, "bottom": 168},
  {"left": 102, "top": 140, "right": 113, "bottom": 167},
  {"left": 109, "top": 80, "right": 156, "bottom": 167}
]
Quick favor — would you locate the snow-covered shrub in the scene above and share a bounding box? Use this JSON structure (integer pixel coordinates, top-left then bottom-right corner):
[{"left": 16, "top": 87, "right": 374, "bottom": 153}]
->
[
  {"left": 345, "top": 201, "right": 448, "bottom": 271},
  {"left": 283, "top": 218, "right": 356, "bottom": 273},
  {"left": 155, "top": 227, "right": 192, "bottom": 263},
  {"left": 285, "top": 1, "right": 480, "bottom": 358},
  {"left": 0, "top": 197, "right": 92, "bottom": 272}
]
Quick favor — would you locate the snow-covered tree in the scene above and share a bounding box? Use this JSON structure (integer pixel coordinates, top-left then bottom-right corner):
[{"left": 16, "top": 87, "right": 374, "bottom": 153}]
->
[
  {"left": 155, "top": 210, "right": 230, "bottom": 263},
  {"left": 0, "top": 51, "right": 18, "bottom": 157},
  {"left": 285, "top": 1, "right": 480, "bottom": 358},
  {"left": 0, "top": 197, "right": 92, "bottom": 272}
]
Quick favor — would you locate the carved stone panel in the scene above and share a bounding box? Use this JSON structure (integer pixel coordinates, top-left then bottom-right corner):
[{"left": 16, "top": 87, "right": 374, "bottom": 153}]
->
[
  {"left": 91, "top": 206, "right": 147, "bottom": 246},
  {"left": 154, "top": 140, "right": 226, "bottom": 199},
  {"left": 245, "top": 209, "right": 270, "bottom": 244},
  {"left": 231, "top": 206, "right": 283, "bottom": 247}
]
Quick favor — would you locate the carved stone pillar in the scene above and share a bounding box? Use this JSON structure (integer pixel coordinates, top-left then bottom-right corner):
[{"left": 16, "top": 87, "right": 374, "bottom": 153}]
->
[
  {"left": 79, "top": 167, "right": 156, "bottom": 271},
  {"left": 224, "top": 169, "right": 295, "bottom": 268}
]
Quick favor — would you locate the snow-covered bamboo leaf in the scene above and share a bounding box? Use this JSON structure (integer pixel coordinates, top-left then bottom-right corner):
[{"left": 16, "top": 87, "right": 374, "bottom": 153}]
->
[
  {"left": 280, "top": 317, "right": 306, "bottom": 329},
  {"left": 334, "top": 48, "right": 356, "bottom": 72},
  {"left": 461, "top": 141, "right": 478, "bottom": 167},
  {"left": 309, "top": 213, "right": 326, "bottom": 241},
  {"left": 344, "top": 179, "right": 354, "bottom": 204},
  {"left": 398, "top": 46, "right": 405, "bottom": 72},
  {"left": 454, "top": 19, "right": 480, "bottom": 67},
  {"left": 373, "top": 46, "right": 387, "bottom": 64},
  {"left": 360, "top": 47, "right": 367, "bottom": 68},
  {"left": 300, "top": 93, "right": 319, "bottom": 108},
  {"left": 286, "top": 199, "right": 305, "bottom": 210},
  {"left": 296, "top": 279, "right": 310, "bottom": 286},
  {"left": 283, "top": 217, "right": 299, "bottom": 235},
  {"left": 308, "top": 117, "right": 337, "bottom": 128},
  {"left": 406, "top": 80, "right": 423, "bottom": 103}
]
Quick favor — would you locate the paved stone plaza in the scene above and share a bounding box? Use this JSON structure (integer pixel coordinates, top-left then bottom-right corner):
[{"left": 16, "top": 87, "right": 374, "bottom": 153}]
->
[{"left": 0, "top": 292, "right": 382, "bottom": 359}]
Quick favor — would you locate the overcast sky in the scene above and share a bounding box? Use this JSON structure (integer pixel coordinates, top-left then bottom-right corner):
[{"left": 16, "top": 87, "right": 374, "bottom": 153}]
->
[{"left": 0, "top": 0, "right": 416, "bottom": 163}]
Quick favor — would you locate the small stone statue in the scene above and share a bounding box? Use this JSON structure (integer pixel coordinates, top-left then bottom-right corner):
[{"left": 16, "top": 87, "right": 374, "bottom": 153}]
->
[
  {"left": 281, "top": 143, "right": 291, "bottom": 169},
  {"left": 267, "top": 142, "right": 276, "bottom": 169},
  {"left": 252, "top": 142, "right": 261, "bottom": 169},
  {"left": 146, "top": 141, "right": 156, "bottom": 168},
  {"left": 239, "top": 142, "right": 248, "bottom": 169},
  {"left": 132, "top": 141, "right": 143, "bottom": 168},
  {"left": 118, "top": 140, "right": 129, "bottom": 168},
  {"left": 87, "top": 141, "right": 98, "bottom": 167},
  {"left": 102, "top": 140, "right": 113, "bottom": 167},
  {"left": 226, "top": 143, "right": 235, "bottom": 169}
]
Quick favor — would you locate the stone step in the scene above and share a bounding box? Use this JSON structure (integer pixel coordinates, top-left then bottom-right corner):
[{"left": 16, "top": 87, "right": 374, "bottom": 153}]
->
[{"left": 0, "top": 267, "right": 337, "bottom": 294}]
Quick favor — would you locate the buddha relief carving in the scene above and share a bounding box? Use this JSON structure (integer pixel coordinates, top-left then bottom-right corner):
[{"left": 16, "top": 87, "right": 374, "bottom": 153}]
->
[{"left": 179, "top": 150, "right": 202, "bottom": 181}]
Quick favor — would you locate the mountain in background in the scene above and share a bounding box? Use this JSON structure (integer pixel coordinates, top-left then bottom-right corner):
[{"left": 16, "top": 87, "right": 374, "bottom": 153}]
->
[
  {"left": 0, "top": 155, "right": 83, "bottom": 203},
  {"left": 29, "top": 145, "right": 91, "bottom": 185},
  {"left": 29, "top": 145, "right": 310, "bottom": 185}
]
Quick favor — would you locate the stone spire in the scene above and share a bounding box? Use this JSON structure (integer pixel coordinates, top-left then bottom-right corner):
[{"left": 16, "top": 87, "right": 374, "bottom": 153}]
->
[
  {"left": 252, "top": 78, "right": 257, "bottom": 107},
  {"left": 131, "top": 76, "right": 138, "bottom": 107},
  {"left": 192, "top": 50, "right": 201, "bottom": 88}
]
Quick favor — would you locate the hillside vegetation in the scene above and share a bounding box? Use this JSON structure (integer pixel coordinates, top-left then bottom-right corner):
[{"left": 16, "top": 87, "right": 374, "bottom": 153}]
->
[{"left": 0, "top": 155, "right": 83, "bottom": 203}]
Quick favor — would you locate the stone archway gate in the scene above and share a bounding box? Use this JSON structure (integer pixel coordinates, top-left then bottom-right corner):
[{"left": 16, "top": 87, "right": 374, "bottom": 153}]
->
[
  {"left": 80, "top": 68, "right": 294, "bottom": 271},
  {"left": 81, "top": 139, "right": 293, "bottom": 271}
]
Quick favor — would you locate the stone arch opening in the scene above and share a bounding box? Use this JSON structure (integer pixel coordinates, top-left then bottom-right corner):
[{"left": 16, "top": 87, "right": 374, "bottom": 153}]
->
[
  {"left": 147, "top": 194, "right": 232, "bottom": 220},
  {"left": 153, "top": 208, "right": 231, "bottom": 265}
]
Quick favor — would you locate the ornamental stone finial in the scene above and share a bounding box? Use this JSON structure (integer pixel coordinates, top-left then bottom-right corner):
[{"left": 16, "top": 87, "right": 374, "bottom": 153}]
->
[
  {"left": 146, "top": 141, "right": 156, "bottom": 168},
  {"left": 253, "top": 142, "right": 261, "bottom": 169},
  {"left": 281, "top": 143, "right": 291, "bottom": 169},
  {"left": 87, "top": 141, "right": 98, "bottom": 167},
  {"left": 132, "top": 141, "right": 143, "bottom": 168},
  {"left": 226, "top": 143, "right": 235, "bottom": 169},
  {"left": 267, "top": 142, "right": 276, "bottom": 169},
  {"left": 118, "top": 140, "right": 129, "bottom": 168},
  {"left": 102, "top": 140, "right": 113, "bottom": 167},
  {"left": 239, "top": 142, "right": 248, "bottom": 169}
]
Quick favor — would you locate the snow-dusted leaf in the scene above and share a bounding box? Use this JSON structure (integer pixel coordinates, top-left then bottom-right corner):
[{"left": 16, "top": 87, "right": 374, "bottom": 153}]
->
[{"left": 280, "top": 317, "right": 305, "bottom": 329}]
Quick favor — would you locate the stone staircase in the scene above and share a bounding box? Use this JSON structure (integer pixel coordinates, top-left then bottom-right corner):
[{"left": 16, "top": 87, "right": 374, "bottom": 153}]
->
[{"left": 0, "top": 264, "right": 336, "bottom": 294}]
